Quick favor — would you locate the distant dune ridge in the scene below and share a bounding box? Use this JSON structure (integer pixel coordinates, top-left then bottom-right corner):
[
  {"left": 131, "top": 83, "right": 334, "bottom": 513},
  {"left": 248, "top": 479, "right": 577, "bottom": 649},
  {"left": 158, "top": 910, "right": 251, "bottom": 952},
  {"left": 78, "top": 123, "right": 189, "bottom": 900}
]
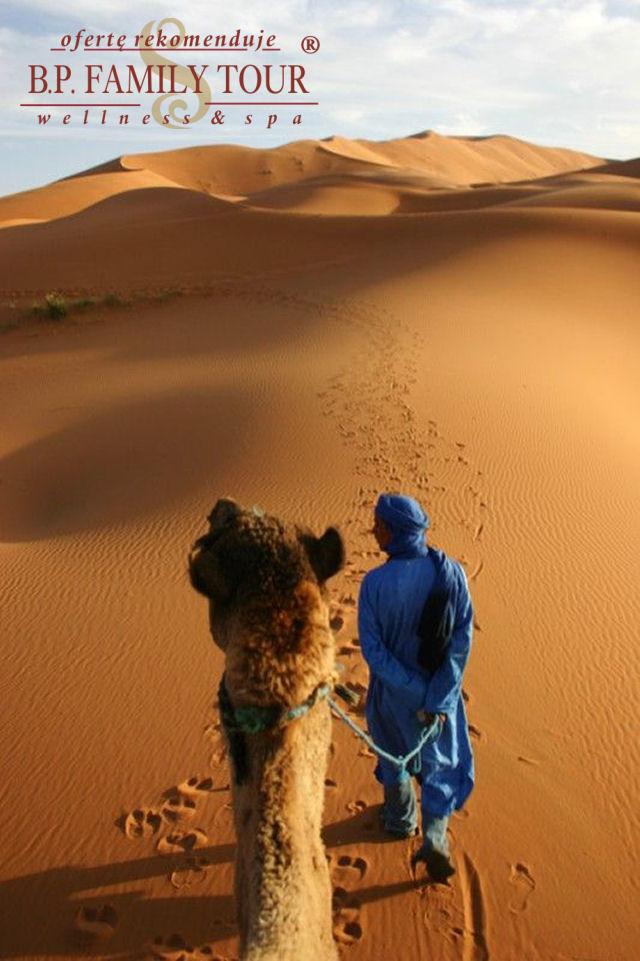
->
[
  {"left": 0, "top": 129, "right": 620, "bottom": 226},
  {"left": 0, "top": 131, "right": 639, "bottom": 961},
  {"left": 1, "top": 130, "right": 638, "bottom": 293}
]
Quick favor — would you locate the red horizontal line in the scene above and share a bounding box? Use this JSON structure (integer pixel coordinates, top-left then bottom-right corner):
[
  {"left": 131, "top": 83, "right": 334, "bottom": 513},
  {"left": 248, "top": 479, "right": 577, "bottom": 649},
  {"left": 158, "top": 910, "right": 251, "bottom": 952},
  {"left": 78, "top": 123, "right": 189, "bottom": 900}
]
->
[
  {"left": 49, "top": 47, "right": 281, "bottom": 52},
  {"left": 206, "top": 101, "right": 319, "bottom": 105},
  {"left": 20, "top": 103, "right": 141, "bottom": 107}
]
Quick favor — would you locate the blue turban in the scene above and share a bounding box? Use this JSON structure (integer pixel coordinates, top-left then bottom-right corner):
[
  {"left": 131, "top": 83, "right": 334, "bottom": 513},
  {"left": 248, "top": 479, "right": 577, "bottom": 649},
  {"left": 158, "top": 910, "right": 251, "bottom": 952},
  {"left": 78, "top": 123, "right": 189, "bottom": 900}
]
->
[{"left": 375, "top": 493, "right": 430, "bottom": 559}]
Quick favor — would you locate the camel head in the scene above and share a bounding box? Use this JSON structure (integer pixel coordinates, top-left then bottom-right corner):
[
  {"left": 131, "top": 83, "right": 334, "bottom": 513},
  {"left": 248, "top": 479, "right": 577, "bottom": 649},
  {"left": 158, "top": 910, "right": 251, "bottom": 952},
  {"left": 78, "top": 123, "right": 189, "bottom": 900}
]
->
[{"left": 188, "top": 499, "right": 345, "bottom": 703}]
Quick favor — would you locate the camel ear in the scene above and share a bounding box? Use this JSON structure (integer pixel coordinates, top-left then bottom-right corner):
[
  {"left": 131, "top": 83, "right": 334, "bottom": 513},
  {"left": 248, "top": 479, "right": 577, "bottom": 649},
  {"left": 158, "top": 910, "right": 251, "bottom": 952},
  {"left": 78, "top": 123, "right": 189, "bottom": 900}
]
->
[
  {"left": 207, "top": 497, "right": 241, "bottom": 529},
  {"left": 301, "top": 526, "right": 345, "bottom": 584},
  {"left": 188, "top": 536, "right": 232, "bottom": 602}
]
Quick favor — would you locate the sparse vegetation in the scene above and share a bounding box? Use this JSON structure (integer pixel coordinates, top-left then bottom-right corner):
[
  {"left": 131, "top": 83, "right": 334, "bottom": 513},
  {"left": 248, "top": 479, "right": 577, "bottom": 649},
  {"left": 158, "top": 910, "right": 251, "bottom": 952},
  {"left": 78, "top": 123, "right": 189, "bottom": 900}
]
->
[
  {"left": 71, "top": 296, "right": 96, "bottom": 311},
  {"left": 19, "top": 286, "right": 185, "bottom": 328},
  {"left": 104, "top": 292, "right": 124, "bottom": 307},
  {"left": 31, "top": 292, "right": 68, "bottom": 320}
]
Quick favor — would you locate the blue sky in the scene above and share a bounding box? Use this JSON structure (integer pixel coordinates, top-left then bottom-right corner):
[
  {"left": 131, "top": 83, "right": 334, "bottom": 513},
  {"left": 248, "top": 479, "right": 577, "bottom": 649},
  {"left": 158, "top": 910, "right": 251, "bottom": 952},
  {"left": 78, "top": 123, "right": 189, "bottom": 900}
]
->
[{"left": 1, "top": 0, "right": 639, "bottom": 197}]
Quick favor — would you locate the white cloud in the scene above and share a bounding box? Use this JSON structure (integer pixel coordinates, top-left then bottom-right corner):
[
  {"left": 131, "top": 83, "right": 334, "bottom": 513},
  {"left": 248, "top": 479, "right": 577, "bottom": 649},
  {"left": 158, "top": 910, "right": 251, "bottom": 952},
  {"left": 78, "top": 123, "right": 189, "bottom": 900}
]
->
[
  {"left": 436, "top": 111, "right": 487, "bottom": 137},
  {"left": 1, "top": 0, "right": 639, "bottom": 195}
]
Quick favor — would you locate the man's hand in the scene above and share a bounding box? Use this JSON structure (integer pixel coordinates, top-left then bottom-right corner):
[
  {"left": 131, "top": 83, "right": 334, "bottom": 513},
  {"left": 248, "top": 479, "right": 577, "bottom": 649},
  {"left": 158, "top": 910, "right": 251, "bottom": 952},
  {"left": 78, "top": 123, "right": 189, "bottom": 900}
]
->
[{"left": 416, "top": 710, "right": 447, "bottom": 727}]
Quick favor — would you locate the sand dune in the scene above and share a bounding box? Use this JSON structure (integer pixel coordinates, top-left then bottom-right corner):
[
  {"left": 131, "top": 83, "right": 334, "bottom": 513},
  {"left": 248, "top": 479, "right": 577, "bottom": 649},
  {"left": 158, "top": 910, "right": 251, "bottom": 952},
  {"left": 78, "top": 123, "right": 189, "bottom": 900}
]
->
[
  {"left": 0, "top": 132, "right": 638, "bottom": 961},
  {"left": 1, "top": 188, "right": 638, "bottom": 296},
  {"left": 119, "top": 131, "right": 603, "bottom": 195},
  {"left": 119, "top": 139, "right": 378, "bottom": 195},
  {"left": 588, "top": 156, "right": 640, "bottom": 178},
  {"left": 0, "top": 131, "right": 607, "bottom": 228},
  {"left": 0, "top": 169, "right": 185, "bottom": 225},
  {"left": 347, "top": 130, "right": 603, "bottom": 184},
  {"left": 243, "top": 172, "right": 456, "bottom": 215},
  {"left": 500, "top": 179, "right": 640, "bottom": 212}
]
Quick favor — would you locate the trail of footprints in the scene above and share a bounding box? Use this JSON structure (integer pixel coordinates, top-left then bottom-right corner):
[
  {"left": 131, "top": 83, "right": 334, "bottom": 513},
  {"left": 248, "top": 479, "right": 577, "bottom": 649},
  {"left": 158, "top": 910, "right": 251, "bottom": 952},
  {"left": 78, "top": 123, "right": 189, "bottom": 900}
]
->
[
  {"left": 88, "top": 755, "right": 368, "bottom": 955},
  {"left": 316, "top": 298, "right": 488, "bottom": 588},
  {"left": 148, "top": 934, "right": 233, "bottom": 961},
  {"left": 122, "top": 776, "right": 214, "bottom": 876},
  {"left": 136, "top": 776, "right": 218, "bottom": 955},
  {"left": 73, "top": 775, "right": 217, "bottom": 951},
  {"left": 317, "top": 295, "right": 494, "bottom": 751},
  {"left": 315, "top": 294, "right": 541, "bottom": 944},
  {"left": 329, "top": 854, "right": 368, "bottom": 946}
]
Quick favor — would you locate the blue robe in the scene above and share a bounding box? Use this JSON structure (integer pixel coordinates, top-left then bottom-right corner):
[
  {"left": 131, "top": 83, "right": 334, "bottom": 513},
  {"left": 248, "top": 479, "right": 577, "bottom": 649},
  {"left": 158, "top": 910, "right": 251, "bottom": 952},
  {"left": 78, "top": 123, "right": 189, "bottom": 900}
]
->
[{"left": 358, "top": 541, "right": 474, "bottom": 817}]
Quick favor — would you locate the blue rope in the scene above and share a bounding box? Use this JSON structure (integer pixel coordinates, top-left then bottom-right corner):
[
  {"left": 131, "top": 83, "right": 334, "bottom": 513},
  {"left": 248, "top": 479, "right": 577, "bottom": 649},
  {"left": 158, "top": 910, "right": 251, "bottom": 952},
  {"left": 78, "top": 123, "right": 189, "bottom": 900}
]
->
[
  {"left": 219, "top": 672, "right": 437, "bottom": 778},
  {"left": 284, "top": 683, "right": 331, "bottom": 722},
  {"left": 327, "top": 695, "right": 440, "bottom": 774}
]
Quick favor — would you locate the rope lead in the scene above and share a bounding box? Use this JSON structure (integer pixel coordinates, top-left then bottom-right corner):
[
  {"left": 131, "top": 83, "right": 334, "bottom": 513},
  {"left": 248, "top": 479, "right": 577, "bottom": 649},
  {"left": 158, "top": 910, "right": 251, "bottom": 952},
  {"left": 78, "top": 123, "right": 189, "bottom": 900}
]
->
[{"left": 327, "top": 695, "right": 441, "bottom": 775}]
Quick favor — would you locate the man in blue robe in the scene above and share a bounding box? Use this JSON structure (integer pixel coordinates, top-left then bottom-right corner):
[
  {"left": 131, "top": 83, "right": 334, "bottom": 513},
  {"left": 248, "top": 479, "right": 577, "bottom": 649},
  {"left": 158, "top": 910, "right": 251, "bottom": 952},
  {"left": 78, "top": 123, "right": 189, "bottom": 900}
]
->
[{"left": 357, "top": 493, "right": 474, "bottom": 882}]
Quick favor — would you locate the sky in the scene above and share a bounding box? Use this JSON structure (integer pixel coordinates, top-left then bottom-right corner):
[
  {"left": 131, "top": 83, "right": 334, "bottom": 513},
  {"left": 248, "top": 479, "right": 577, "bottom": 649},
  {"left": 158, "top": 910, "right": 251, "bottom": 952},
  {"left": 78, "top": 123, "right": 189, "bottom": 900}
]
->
[{"left": 1, "top": 0, "right": 639, "bottom": 197}]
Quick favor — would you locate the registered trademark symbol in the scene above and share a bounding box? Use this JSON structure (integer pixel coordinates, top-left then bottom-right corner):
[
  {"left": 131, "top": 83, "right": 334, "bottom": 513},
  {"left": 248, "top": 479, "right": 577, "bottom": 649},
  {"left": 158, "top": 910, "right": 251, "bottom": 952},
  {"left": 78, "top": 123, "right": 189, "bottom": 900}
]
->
[{"left": 301, "top": 35, "right": 320, "bottom": 53}]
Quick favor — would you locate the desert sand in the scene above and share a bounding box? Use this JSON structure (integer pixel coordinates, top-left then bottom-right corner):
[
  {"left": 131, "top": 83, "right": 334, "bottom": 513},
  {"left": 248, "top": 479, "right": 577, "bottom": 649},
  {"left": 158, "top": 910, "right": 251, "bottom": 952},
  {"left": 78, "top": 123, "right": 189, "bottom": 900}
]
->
[{"left": 0, "top": 130, "right": 639, "bottom": 961}]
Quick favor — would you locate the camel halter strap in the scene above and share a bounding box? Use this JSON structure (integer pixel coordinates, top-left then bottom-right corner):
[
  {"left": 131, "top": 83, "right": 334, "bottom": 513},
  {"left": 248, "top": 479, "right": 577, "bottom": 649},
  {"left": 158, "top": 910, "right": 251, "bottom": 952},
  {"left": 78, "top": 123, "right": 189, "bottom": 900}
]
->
[
  {"left": 218, "top": 673, "right": 332, "bottom": 785},
  {"left": 218, "top": 674, "right": 332, "bottom": 735}
]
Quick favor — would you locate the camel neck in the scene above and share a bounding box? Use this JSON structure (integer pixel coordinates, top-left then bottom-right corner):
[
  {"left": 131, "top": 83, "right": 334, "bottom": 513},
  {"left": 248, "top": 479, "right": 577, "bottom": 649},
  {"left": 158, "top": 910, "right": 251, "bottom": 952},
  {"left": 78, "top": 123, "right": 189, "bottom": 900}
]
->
[{"left": 232, "top": 707, "right": 337, "bottom": 961}]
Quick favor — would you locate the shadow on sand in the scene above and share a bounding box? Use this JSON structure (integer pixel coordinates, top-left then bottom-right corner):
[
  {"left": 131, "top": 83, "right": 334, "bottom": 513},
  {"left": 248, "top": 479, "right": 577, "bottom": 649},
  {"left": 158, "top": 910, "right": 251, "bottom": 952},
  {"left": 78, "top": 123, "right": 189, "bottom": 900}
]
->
[{"left": 0, "top": 808, "right": 426, "bottom": 957}]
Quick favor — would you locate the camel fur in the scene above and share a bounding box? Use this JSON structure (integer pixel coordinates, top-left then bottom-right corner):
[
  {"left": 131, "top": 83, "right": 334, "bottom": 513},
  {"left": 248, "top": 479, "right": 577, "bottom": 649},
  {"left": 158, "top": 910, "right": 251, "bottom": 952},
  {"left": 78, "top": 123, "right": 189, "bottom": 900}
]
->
[{"left": 188, "top": 498, "right": 345, "bottom": 961}]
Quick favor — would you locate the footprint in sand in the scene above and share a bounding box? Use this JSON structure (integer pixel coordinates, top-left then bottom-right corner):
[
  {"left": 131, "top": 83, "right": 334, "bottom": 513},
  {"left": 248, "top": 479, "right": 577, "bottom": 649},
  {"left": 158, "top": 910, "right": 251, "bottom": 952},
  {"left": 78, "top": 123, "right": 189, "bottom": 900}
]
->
[
  {"left": 420, "top": 884, "right": 458, "bottom": 941},
  {"left": 332, "top": 886, "right": 364, "bottom": 947},
  {"left": 162, "top": 795, "right": 198, "bottom": 822},
  {"left": 157, "top": 827, "right": 209, "bottom": 856},
  {"left": 123, "top": 808, "right": 164, "bottom": 839},
  {"left": 330, "top": 614, "right": 345, "bottom": 632},
  {"left": 332, "top": 855, "right": 368, "bottom": 884},
  {"left": 341, "top": 680, "right": 366, "bottom": 713},
  {"left": 208, "top": 745, "right": 228, "bottom": 767},
  {"left": 338, "top": 637, "right": 361, "bottom": 657},
  {"left": 325, "top": 778, "right": 338, "bottom": 790},
  {"left": 147, "top": 934, "right": 221, "bottom": 960},
  {"left": 72, "top": 904, "right": 118, "bottom": 945},
  {"left": 169, "top": 854, "right": 212, "bottom": 890},
  {"left": 340, "top": 595, "right": 356, "bottom": 608},
  {"left": 468, "top": 724, "right": 484, "bottom": 742},
  {"left": 177, "top": 776, "right": 214, "bottom": 797},
  {"left": 346, "top": 799, "right": 367, "bottom": 815},
  {"left": 508, "top": 862, "right": 536, "bottom": 912}
]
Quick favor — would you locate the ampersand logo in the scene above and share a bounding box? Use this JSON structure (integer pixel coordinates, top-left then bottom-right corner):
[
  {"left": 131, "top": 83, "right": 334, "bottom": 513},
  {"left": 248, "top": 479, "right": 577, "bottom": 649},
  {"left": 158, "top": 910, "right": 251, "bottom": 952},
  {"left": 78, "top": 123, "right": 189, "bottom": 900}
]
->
[{"left": 139, "top": 17, "right": 212, "bottom": 128}]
